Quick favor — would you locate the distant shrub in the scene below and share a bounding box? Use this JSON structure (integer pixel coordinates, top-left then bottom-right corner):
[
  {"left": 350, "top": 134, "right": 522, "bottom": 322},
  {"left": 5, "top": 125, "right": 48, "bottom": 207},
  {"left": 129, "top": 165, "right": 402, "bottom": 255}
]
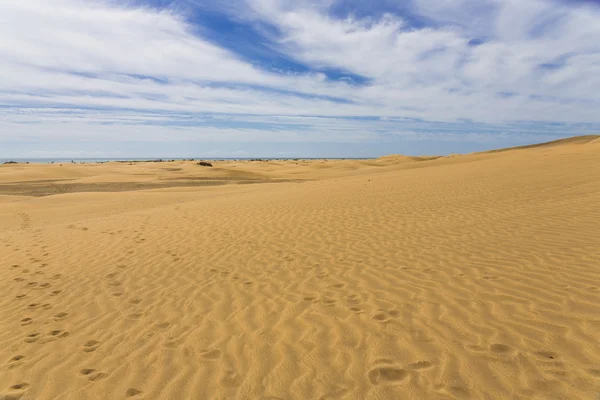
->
[
  {"left": 197, "top": 161, "right": 213, "bottom": 167},
  {"left": 3, "top": 161, "right": 17, "bottom": 164}
]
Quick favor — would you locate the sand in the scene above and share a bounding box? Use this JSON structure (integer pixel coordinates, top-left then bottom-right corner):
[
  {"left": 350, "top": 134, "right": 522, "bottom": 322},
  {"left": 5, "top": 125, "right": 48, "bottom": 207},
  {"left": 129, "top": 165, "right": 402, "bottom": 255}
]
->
[{"left": 1, "top": 136, "right": 600, "bottom": 399}]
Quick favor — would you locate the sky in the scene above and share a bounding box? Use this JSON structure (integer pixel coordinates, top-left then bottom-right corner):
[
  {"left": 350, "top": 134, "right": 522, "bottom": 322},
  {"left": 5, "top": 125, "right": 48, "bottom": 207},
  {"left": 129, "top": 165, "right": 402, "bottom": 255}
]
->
[{"left": 2, "top": 0, "right": 600, "bottom": 158}]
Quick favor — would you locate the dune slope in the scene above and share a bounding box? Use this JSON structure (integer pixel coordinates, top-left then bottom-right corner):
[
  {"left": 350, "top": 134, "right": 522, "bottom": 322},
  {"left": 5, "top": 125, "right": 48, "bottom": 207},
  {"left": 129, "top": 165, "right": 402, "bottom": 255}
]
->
[{"left": 1, "top": 139, "right": 600, "bottom": 399}]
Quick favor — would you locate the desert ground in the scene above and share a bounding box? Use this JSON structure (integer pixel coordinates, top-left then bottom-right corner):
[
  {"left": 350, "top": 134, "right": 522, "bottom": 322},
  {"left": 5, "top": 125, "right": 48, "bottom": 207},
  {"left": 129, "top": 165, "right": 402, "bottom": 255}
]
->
[{"left": 1, "top": 136, "right": 600, "bottom": 400}]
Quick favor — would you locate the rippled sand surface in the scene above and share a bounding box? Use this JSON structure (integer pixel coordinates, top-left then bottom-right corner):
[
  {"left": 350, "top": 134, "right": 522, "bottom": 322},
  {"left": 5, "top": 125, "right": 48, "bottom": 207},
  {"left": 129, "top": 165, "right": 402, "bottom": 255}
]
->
[{"left": 1, "top": 136, "right": 599, "bottom": 399}]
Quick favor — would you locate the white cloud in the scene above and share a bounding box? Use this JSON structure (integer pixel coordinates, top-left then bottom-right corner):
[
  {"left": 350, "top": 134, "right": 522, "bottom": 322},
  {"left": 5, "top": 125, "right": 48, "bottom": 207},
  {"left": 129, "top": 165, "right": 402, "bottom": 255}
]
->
[{"left": 1, "top": 0, "right": 600, "bottom": 152}]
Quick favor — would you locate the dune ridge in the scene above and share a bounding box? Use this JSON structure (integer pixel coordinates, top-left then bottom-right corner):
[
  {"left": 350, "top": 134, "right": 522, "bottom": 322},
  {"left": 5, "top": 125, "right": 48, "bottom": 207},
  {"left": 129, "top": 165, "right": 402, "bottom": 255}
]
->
[{"left": 1, "top": 136, "right": 600, "bottom": 399}]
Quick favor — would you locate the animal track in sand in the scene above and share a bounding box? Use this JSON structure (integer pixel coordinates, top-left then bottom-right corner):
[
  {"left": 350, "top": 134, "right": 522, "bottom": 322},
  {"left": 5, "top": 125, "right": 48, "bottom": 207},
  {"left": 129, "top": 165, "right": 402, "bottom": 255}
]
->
[
  {"left": 10, "top": 264, "right": 21, "bottom": 269},
  {"left": 321, "top": 298, "right": 337, "bottom": 306},
  {"left": 368, "top": 365, "right": 410, "bottom": 386},
  {"left": 4, "top": 382, "right": 30, "bottom": 397},
  {"left": 126, "top": 388, "right": 143, "bottom": 397},
  {"left": 50, "top": 290, "right": 62, "bottom": 296},
  {"left": 20, "top": 317, "right": 33, "bottom": 326},
  {"left": 27, "top": 303, "right": 52, "bottom": 310},
  {"left": 15, "top": 294, "right": 26, "bottom": 300},
  {"left": 51, "top": 274, "right": 62, "bottom": 280},
  {"left": 200, "top": 349, "right": 221, "bottom": 360},
  {"left": 349, "top": 307, "right": 362, "bottom": 313},
  {"left": 79, "top": 369, "right": 107, "bottom": 382},
  {"left": 14, "top": 277, "right": 25, "bottom": 282},
  {"left": 24, "top": 333, "right": 40, "bottom": 343},
  {"left": 220, "top": 369, "right": 242, "bottom": 388},
  {"left": 7, "top": 355, "right": 25, "bottom": 369},
  {"left": 490, "top": 344, "right": 517, "bottom": 355},
  {"left": 53, "top": 312, "right": 69, "bottom": 320},
  {"left": 49, "top": 329, "right": 70, "bottom": 339},
  {"left": 372, "top": 309, "right": 398, "bottom": 322},
  {"left": 303, "top": 296, "right": 317, "bottom": 302},
  {"left": 329, "top": 283, "right": 345, "bottom": 289},
  {"left": 129, "top": 298, "right": 142, "bottom": 304},
  {"left": 83, "top": 340, "right": 100, "bottom": 353},
  {"left": 345, "top": 294, "right": 362, "bottom": 305}
]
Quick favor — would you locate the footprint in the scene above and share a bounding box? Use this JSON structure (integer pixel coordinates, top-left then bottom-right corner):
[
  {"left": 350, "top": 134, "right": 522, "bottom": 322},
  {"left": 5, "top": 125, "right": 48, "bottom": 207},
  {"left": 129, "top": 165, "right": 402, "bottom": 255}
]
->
[
  {"left": 51, "top": 274, "right": 63, "bottom": 280},
  {"left": 128, "top": 298, "right": 142, "bottom": 305},
  {"left": 80, "top": 368, "right": 95, "bottom": 376},
  {"left": 349, "top": 307, "right": 362, "bottom": 313},
  {"left": 220, "top": 369, "right": 242, "bottom": 388},
  {"left": 372, "top": 309, "right": 398, "bottom": 322},
  {"left": 200, "top": 349, "right": 221, "bottom": 360},
  {"left": 7, "top": 355, "right": 25, "bottom": 369},
  {"left": 15, "top": 294, "right": 26, "bottom": 299},
  {"left": 243, "top": 281, "right": 253, "bottom": 286},
  {"left": 83, "top": 340, "right": 100, "bottom": 353},
  {"left": 39, "top": 283, "right": 51, "bottom": 288},
  {"left": 126, "top": 388, "right": 143, "bottom": 397},
  {"left": 50, "top": 290, "right": 62, "bottom": 296},
  {"left": 372, "top": 312, "right": 389, "bottom": 322},
  {"left": 321, "top": 298, "right": 337, "bottom": 306},
  {"left": 108, "top": 281, "right": 121, "bottom": 287},
  {"left": 112, "top": 293, "right": 123, "bottom": 297},
  {"left": 303, "top": 296, "right": 317, "bottom": 302},
  {"left": 5, "top": 382, "right": 30, "bottom": 397},
  {"left": 20, "top": 318, "right": 33, "bottom": 326},
  {"left": 14, "top": 277, "right": 25, "bottom": 282},
  {"left": 407, "top": 361, "right": 434, "bottom": 370},
  {"left": 368, "top": 366, "right": 409, "bottom": 385},
  {"left": 24, "top": 333, "right": 40, "bottom": 343},
  {"left": 329, "top": 283, "right": 345, "bottom": 289},
  {"left": 490, "top": 344, "right": 516, "bottom": 355},
  {"left": 54, "top": 312, "right": 69, "bottom": 320},
  {"left": 80, "top": 369, "right": 107, "bottom": 382},
  {"left": 50, "top": 329, "right": 69, "bottom": 338}
]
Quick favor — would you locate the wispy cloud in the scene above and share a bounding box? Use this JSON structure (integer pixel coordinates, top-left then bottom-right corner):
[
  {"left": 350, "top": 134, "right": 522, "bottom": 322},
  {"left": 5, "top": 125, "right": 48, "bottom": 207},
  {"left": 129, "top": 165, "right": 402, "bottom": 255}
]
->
[{"left": 1, "top": 0, "right": 600, "bottom": 157}]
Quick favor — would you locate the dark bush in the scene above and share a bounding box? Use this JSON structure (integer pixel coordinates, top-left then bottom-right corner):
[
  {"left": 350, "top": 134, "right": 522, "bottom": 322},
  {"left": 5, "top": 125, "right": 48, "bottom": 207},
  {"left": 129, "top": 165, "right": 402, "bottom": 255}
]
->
[{"left": 197, "top": 161, "right": 213, "bottom": 167}]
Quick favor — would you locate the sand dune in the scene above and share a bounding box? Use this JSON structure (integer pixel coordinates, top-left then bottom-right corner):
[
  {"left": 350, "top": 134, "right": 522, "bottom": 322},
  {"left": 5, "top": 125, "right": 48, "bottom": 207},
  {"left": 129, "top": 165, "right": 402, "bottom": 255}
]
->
[{"left": 1, "top": 136, "right": 600, "bottom": 399}]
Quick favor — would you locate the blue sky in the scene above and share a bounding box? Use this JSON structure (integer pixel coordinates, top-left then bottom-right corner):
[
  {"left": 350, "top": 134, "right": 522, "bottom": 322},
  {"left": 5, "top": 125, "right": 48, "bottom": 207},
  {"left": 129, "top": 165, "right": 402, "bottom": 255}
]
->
[{"left": 2, "top": 0, "right": 600, "bottom": 157}]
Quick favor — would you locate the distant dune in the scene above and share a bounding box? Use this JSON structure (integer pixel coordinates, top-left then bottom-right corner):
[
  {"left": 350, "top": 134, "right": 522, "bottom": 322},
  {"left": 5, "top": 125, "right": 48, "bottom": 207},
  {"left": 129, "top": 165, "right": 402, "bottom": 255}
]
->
[{"left": 1, "top": 135, "right": 599, "bottom": 399}]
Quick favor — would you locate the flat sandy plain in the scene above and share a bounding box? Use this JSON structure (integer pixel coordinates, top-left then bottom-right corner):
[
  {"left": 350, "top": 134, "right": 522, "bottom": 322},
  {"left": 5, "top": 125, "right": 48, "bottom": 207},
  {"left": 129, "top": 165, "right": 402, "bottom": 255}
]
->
[{"left": 1, "top": 136, "right": 600, "bottom": 400}]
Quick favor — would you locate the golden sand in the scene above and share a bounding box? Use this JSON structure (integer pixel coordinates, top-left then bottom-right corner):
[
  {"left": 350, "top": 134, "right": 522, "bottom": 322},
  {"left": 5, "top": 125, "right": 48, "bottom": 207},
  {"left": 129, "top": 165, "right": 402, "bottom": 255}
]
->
[{"left": 1, "top": 136, "right": 599, "bottom": 399}]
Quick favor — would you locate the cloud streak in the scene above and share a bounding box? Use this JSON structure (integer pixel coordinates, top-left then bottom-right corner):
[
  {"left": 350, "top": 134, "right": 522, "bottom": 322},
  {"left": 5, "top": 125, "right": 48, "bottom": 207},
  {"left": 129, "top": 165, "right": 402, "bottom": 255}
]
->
[{"left": 1, "top": 0, "right": 600, "bottom": 156}]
